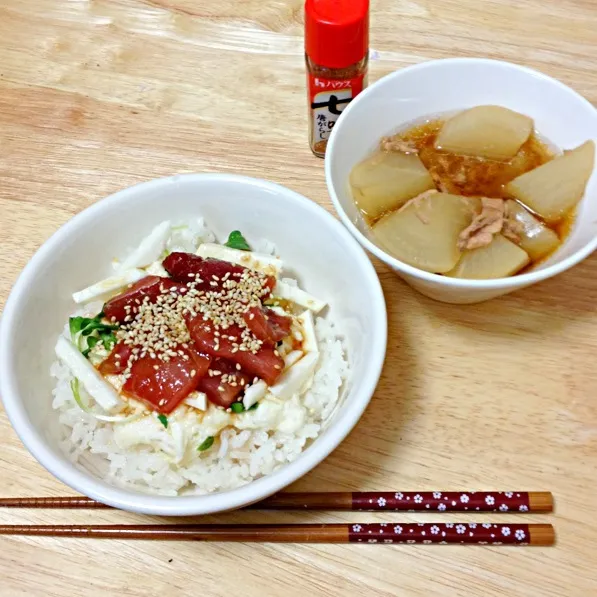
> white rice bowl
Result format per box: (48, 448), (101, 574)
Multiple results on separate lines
(51, 220), (350, 496)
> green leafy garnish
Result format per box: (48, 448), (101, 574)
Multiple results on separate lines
(82, 336), (99, 358)
(69, 317), (86, 340)
(248, 402), (259, 411)
(225, 230), (250, 251)
(100, 331), (117, 351)
(198, 436), (215, 451)
(69, 312), (119, 359)
(230, 402), (245, 413)
(157, 414), (168, 428)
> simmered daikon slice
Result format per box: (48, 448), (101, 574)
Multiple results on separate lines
(505, 200), (560, 261)
(505, 140), (595, 223)
(445, 234), (530, 279)
(435, 106), (533, 160)
(372, 192), (478, 273)
(349, 150), (435, 219)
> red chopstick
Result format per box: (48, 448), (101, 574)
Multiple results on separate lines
(0, 491), (553, 512)
(0, 522), (555, 545)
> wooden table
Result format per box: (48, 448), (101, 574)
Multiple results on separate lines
(1, 1), (596, 595)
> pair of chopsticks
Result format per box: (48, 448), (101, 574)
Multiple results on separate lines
(0, 491), (555, 545)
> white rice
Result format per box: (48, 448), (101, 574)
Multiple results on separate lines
(51, 222), (350, 496)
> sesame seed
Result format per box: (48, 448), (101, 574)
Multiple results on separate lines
(191, 370), (196, 377)
(153, 365), (159, 370)
(236, 363), (241, 371)
(217, 385), (224, 392)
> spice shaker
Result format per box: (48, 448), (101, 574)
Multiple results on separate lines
(305, 0), (369, 157)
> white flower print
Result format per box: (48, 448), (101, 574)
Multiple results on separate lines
(430, 526), (440, 535)
(485, 495), (495, 506)
(482, 523), (492, 529)
(377, 497), (387, 507)
(352, 524), (362, 533)
(423, 540), (432, 544)
(384, 539), (393, 543)
(433, 492), (442, 499)
(394, 525), (403, 535)
(515, 529), (526, 540)
(460, 494), (470, 504)
(417, 523), (425, 527)
(501, 526), (511, 537)
(469, 523), (477, 529)
(394, 492), (404, 500)
(456, 524), (466, 534)
(414, 494), (423, 504)
(519, 504), (529, 512)
(406, 539), (416, 544)
(499, 504), (509, 512)
(505, 492), (513, 498)
(368, 539), (377, 543)
(380, 523), (388, 527)
(493, 541), (502, 545)
(446, 523), (454, 529)
(438, 503), (447, 511)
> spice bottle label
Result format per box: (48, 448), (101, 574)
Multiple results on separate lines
(308, 73), (366, 147)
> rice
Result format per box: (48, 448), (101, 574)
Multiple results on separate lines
(51, 222), (350, 496)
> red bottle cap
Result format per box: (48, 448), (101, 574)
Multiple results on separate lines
(305, 0), (369, 69)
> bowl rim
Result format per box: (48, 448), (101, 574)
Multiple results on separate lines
(325, 57), (597, 289)
(0, 173), (388, 515)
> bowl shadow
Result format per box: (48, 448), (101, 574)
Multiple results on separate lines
(411, 249), (597, 336)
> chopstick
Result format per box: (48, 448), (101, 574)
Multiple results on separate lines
(0, 491), (553, 512)
(0, 522), (555, 545)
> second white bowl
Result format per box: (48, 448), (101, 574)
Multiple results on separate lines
(325, 58), (597, 304)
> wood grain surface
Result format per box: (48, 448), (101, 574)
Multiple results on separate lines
(1, 1), (597, 595)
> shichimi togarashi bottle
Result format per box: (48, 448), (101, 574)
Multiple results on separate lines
(305, 0), (369, 158)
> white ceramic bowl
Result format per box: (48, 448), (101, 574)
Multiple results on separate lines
(326, 58), (597, 304)
(0, 174), (387, 516)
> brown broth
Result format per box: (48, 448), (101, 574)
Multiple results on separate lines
(368, 118), (576, 275)
(397, 119), (552, 198)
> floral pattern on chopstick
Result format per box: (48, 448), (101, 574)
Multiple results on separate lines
(348, 523), (530, 545)
(352, 491), (531, 512)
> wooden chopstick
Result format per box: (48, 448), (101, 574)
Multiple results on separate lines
(0, 523), (555, 545)
(0, 491), (553, 512)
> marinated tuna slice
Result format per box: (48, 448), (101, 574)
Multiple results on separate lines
(122, 346), (211, 414)
(186, 317), (284, 385)
(103, 276), (184, 323)
(243, 306), (292, 345)
(98, 341), (133, 375)
(197, 357), (252, 408)
(162, 252), (275, 294)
